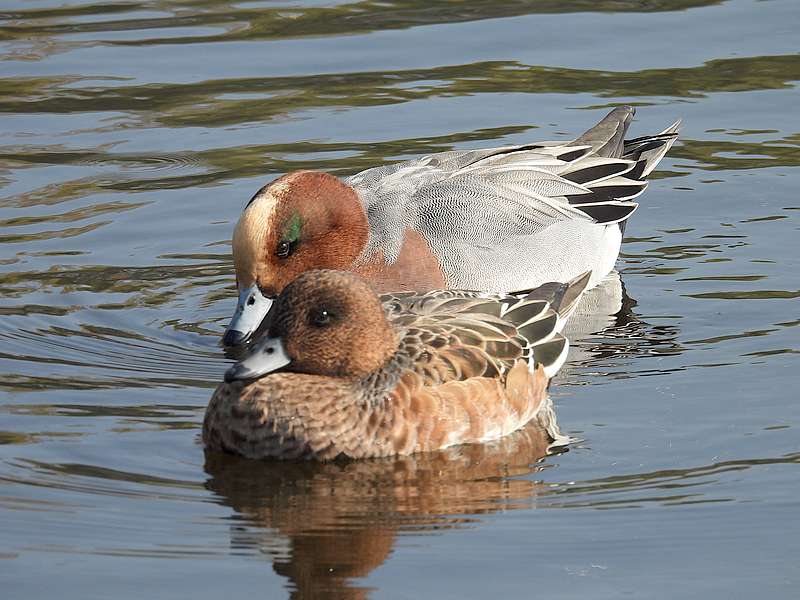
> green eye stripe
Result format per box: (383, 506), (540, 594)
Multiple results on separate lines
(283, 213), (303, 242)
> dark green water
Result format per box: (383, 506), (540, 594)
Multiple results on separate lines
(1, 1), (798, 597)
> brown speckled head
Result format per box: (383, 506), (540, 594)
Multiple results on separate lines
(232, 171), (369, 298)
(268, 270), (398, 380)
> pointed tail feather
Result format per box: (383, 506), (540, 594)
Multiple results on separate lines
(564, 114), (680, 227)
(573, 105), (636, 158)
(499, 273), (591, 381)
(518, 270), (592, 323)
(624, 119), (681, 178)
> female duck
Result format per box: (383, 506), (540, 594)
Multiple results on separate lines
(204, 269), (589, 460)
(224, 106), (679, 345)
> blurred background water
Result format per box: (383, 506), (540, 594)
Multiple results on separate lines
(1, 1), (798, 598)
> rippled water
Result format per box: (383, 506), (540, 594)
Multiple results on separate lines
(1, 0), (799, 597)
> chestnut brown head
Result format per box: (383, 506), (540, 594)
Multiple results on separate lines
(224, 172), (369, 346)
(224, 270), (399, 383)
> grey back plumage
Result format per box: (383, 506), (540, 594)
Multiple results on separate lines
(348, 107), (679, 291)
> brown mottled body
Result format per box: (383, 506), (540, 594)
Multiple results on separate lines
(204, 364), (548, 461)
(204, 270), (578, 461)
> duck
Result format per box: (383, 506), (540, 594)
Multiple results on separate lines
(203, 269), (590, 460)
(224, 105), (679, 346)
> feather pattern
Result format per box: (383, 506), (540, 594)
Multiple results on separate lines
(203, 271), (589, 460)
(348, 106), (679, 290)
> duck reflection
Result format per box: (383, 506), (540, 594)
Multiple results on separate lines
(204, 411), (566, 599)
(557, 271), (683, 384)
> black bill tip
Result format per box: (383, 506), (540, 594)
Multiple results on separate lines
(224, 363), (252, 383)
(222, 329), (248, 347)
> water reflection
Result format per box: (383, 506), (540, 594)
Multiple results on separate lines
(204, 418), (564, 598)
(203, 423), (800, 597)
(558, 272), (682, 384)
(543, 452), (800, 509)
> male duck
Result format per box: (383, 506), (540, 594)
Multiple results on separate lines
(224, 106), (679, 346)
(204, 269), (589, 460)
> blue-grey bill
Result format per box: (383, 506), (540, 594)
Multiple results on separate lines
(224, 336), (291, 382)
(223, 284), (272, 346)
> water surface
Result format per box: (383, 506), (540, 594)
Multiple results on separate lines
(1, 1), (799, 598)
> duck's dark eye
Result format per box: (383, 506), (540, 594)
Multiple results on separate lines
(276, 240), (298, 259)
(311, 309), (333, 327)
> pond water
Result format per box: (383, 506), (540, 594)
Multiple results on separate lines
(1, 0), (799, 597)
